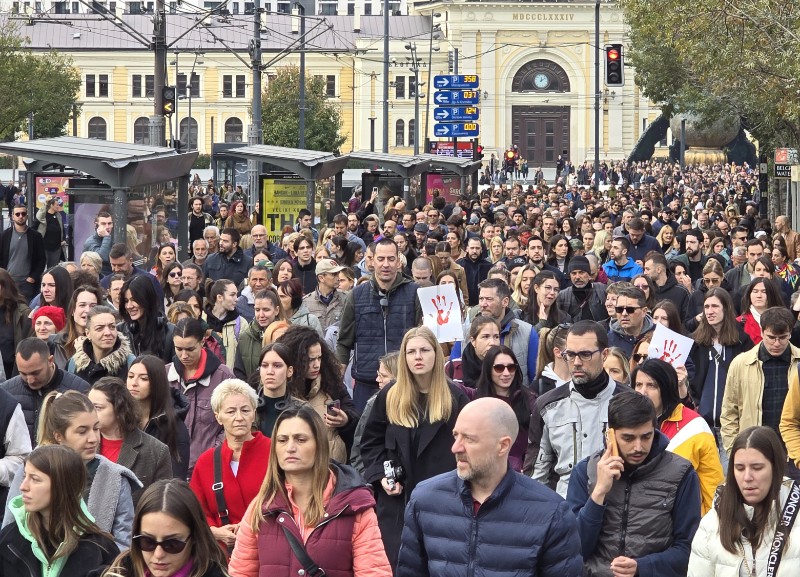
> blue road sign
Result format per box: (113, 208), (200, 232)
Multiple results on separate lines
(433, 74), (480, 90)
(433, 106), (480, 122)
(433, 123), (480, 138)
(433, 90), (480, 106)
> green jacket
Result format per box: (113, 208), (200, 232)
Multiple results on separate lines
(233, 319), (265, 381)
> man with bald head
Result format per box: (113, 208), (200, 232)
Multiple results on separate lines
(396, 398), (582, 577)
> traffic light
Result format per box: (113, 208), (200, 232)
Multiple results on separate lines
(448, 50), (454, 73)
(162, 86), (176, 116)
(504, 149), (516, 172)
(604, 44), (624, 87)
(477, 145), (484, 160)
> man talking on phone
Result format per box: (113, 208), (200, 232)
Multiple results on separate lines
(566, 391), (700, 577)
(83, 210), (114, 276)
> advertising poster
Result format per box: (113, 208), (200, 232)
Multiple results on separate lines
(425, 173), (462, 204)
(261, 176), (307, 243)
(35, 176), (70, 212)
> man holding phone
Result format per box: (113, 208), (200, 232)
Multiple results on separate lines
(83, 210), (114, 276)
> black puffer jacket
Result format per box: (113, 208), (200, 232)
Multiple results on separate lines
(143, 387), (191, 480)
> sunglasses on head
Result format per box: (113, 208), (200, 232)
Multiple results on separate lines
(615, 306), (641, 314)
(492, 363), (517, 374)
(133, 535), (189, 554)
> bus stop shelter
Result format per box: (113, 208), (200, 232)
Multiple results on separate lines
(0, 136), (197, 258)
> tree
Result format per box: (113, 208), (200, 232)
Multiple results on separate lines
(0, 22), (82, 140)
(619, 0), (800, 149)
(261, 66), (347, 153)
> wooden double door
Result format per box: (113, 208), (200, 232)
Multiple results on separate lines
(512, 106), (570, 168)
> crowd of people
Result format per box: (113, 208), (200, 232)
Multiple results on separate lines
(0, 157), (798, 576)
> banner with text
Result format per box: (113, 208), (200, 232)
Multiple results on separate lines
(261, 177), (307, 243)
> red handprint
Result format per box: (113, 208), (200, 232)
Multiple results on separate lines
(431, 295), (453, 326)
(655, 339), (681, 364)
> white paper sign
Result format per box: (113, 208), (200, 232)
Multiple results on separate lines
(647, 323), (693, 367)
(417, 284), (464, 343)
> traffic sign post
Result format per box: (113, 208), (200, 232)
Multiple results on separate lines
(433, 107), (479, 122)
(776, 164), (791, 178)
(433, 123), (480, 138)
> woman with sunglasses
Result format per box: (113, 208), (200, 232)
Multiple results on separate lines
(190, 379), (269, 551)
(0, 445), (118, 577)
(103, 479), (228, 577)
(360, 326), (469, 568)
(3, 391), (140, 551)
(229, 405), (391, 577)
(686, 259), (728, 323)
(446, 316), (500, 389)
(161, 262), (184, 309)
(127, 355), (191, 480)
(633, 359), (723, 515)
(474, 345), (535, 472)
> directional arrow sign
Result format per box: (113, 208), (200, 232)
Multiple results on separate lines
(434, 123), (480, 138)
(434, 90), (481, 106)
(434, 106), (480, 122)
(433, 74), (480, 89)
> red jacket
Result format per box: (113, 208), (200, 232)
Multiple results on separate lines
(737, 311), (762, 345)
(189, 432), (271, 527)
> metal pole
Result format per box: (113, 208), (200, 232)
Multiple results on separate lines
(370, 117), (375, 152)
(452, 48), (458, 160)
(298, 1), (306, 149)
(28, 112), (33, 140)
(423, 12), (438, 149)
(173, 51), (179, 143)
(382, 0), (389, 152)
(680, 118), (686, 170)
(410, 43), (420, 156)
(152, 0), (167, 146)
(248, 0), (263, 211)
(594, 0), (600, 187)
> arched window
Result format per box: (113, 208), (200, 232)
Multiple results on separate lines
(511, 60), (571, 93)
(133, 117), (150, 145)
(224, 117), (243, 143)
(179, 117), (198, 151)
(395, 119), (405, 146)
(408, 119), (415, 147)
(87, 117), (107, 140)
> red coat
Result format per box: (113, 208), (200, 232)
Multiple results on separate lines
(190, 432), (271, 527)
(737, 312), (762, 345)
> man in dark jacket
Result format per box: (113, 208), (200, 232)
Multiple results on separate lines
(1, 338), (90, 444)
(456, 236), (492, 307)
(397, 398), (583, 577)
(607, 286), (655, 356)
(626, 217), (662, 263)
(557, 256), (609, 323)
(644, 253), (690, 318)
(336, 238), (420, 411)
(0, 204), (46, 302)
(566, 391), (701, 577)
(101, 243), (165, 311)
(203, 227), (252, 287)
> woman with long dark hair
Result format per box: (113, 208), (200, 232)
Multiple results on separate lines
(546, 234), (572, 273)
(278, 325), (358, 463)
(524, 270), (570, 330)
(737, 277), (784, 345)
(161, 262), (184, 309)
(229, 406), (391, 577)
(150, 243), (177, 280)
(58, 284), (104, 361)
(0, 268), (32, 377)
(37, 265), (73, 313)
(360, 326), (469, 567)
(474, 345), (536, 472)
(118, 274), (175, 363)
(127, 355), (190, 480)
(446, 316), (500, 388)
(689, 426), (800, 575)
(102, 479), (229, 577)
(252, 342), (304, 438)
(277, 278), (323, 336)
(0, 445), (118, 576)
(632, 359), (723, 515)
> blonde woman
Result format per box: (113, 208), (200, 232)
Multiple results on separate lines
(489, 236), (505, 263)
(591, 229), (611, 261)
(359, 326), (470, 568)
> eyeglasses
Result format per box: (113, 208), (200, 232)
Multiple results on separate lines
(561, 349), (602, 362)
(492, 363), (517, 374)
(615, 306), (643, 314)
(632, 353), (649, 363)
(168, 271), (182, 278)
(133, 535), (189, 554)
(633, 284), (649, 291)
(763, 333), (791, 344)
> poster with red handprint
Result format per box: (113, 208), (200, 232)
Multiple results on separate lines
(418, 284), (464, 343)
(647, 323), (693, 367)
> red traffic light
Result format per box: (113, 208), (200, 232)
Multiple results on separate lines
(505, 150), (515, 160)
(607, 48), (620, 60)
(477, 145), (484, 153)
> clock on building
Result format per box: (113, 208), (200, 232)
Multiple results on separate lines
(533, 73), (550, 89)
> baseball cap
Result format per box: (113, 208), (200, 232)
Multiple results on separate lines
(316, 258), (345, 275)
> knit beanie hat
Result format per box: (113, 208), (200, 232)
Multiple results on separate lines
(32, 306), (67, 333)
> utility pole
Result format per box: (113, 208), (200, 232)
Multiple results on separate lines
(594, 0), (600, 187)
(452, 48), (458, 160)
(150, 0), (167, 147)
(406, 42), (420, 155)
(382, 0), (389, 153)
(297, 0), (306, 149)
(248, 0), (263, 212)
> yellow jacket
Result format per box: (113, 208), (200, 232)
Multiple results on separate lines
(662, 404), (724, 515)
(780, 370), (800, 467)
(721, 343), (800, 454)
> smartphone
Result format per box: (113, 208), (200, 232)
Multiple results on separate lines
(606, 428), (619, 457)
(326, 400), (340, 415)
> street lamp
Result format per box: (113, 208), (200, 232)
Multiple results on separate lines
(423, 13), (441, 152)
(169, 51), (203, 150)
(405, 42), (423, 155)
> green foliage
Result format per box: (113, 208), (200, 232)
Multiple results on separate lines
(0, 155), (14, 169)
(619, 0), (800, 149)
(262, 66), (347, 153)
(0, 22), (82, 140)
(193, 153), (211, 169)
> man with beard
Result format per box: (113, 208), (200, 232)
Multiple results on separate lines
(457, 237), (492, 307)
(524, 321), (629, 495)
(396, 398), (583, 577)
(556, 256), (609, 323)
(435, 242), (470, 305)
(644, 253), (690, 318)
(525, 235), (567, 288)
(203, 227), (252, 286)
(566, 392), (700, 577)
(670, 229), (707, 283)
